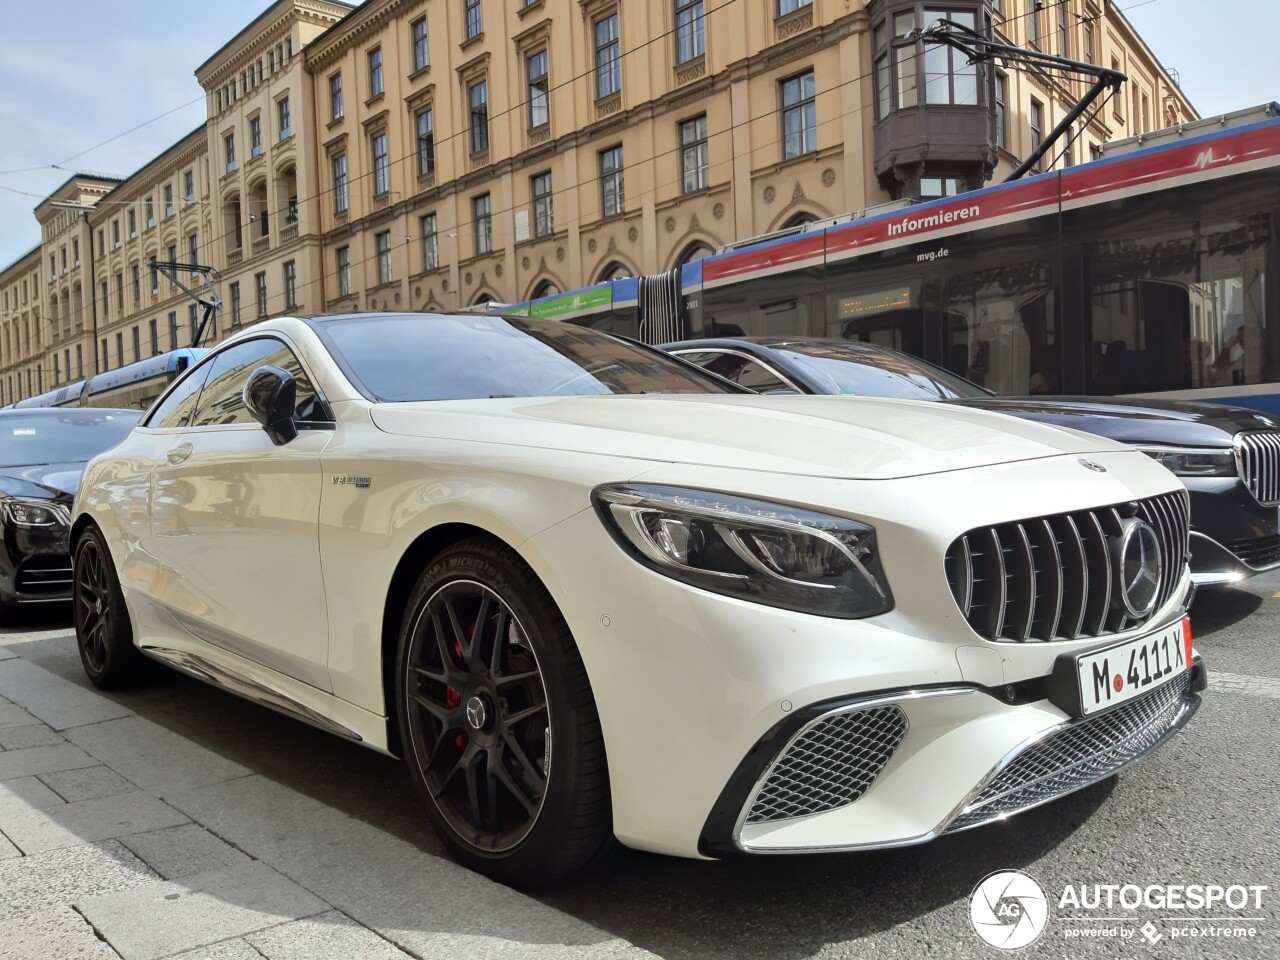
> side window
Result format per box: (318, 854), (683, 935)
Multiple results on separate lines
(677, 350), (793, 392)
(191, 338), (321, 427)
(147, 364), (213, 429)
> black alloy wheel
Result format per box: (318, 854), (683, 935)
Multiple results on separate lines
(397, 538), (612, 887)
(73, 526), (146, 689)
(405, 579), (551, 852)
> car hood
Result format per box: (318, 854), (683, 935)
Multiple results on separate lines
(950, 395), (1279, 447)
(0, 461), (83, 502)
(369, 394), (1132, 480)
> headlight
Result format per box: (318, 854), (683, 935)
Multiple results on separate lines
(592, 484), (893, 618)
(1138, 447), (1237, 477)
(2, 498), (69, 528)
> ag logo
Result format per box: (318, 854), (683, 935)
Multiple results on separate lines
(969, 870), (1049, 950)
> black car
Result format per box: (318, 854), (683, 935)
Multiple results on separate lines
(0, 408), (141, 616)
(662, 336), (1280, 587)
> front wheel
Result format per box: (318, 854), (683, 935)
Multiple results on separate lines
(395, 538), (612, 887)
(73, 526), (147, 690)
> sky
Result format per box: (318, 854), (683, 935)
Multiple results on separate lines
(1, 0), (1278, 269)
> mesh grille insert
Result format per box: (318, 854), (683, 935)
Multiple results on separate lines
(745, 704), (907, 824)
(945, 671), (1194, 834)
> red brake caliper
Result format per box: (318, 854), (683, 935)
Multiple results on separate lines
(446, 622), (476, 751)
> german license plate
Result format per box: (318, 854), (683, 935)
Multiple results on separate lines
(1077, 617), (1192, 716)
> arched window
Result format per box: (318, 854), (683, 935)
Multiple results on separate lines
(471, 291), (496, 308)
(597, 261), (631, 283)
(531, 280), (561, 300)
(783, 212), (818, 229)
(677, 242), (715, 266)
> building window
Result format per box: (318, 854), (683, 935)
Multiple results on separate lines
(283, 260), (297, 309)
(1030, 98), (1044, 171)
(128, 210), (137, 238)
(150, 259), (159, 295)
(412, 17), (429, 71)
(168, 312), (178, 348)
(333, 155), (348, 213)
(60, 248), (67, 273)
(1142, 91), (1150, 133)
(778, 0), (811, 14)
(595, 14), (620, 99)
(675, 0), (705, 64)
(465, 0), (482, 39)
(369, 47), (383, 97)
(472, 194), (492, 255)
(372, 132), (389, 195)
(100, 281), (109, 319)
(1058, 0), (1069, 57)
(1028, 3), (1039, 48)
(532, 172), (553, 238)
(920, 177), (964, 200)
(250, 116), (262, 157)
(256, 272), (268, 317)
(112, 219), (120, 248)
(76, 345), (83, 378)
(924, 9), (977, 104)
(184, 170), (195, 203)
(527, 50), (549, 128)
(333, 246), (351, 297)
(132, 265), (141, 303)
(145, 198), (154, 229)
(164, 185), (174, 217)
(679, 115), (709, 193)
(230, 282), (241, 325)
(278, 97), (291, 139)
(132, 327), (140, 364)
(116, 333), (123, 368)
(600, 145), (624, 217)
(72, 239), (79, 267)
(188, 304), (199, 340)
(189, 233), (198, 266)
(97, 228), (104, 255)
(330, 73), (343, 119)
(421, 214), (439, 271)
(149, 319), (159, 356)
(1083, 23), (1094, 64)
(781, 71), (817, 159)
(376, 231), (393, 284)
(873, 24), (891, 119)
(893, 12), (917, 108)
(995, 72), (1007, 151)
(225, 132), (236, 173)
(416, 109), (435, 176)
(469, 80), (489, 153)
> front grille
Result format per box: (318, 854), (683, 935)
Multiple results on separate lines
(1236, 431), (1280, 506)
(1227, 533), (1280, 568)
(745, 705), (908, 824)
(944, 492), (1189, 642)
(15, 555), (74, 598)
(944, 671), (1195, 833)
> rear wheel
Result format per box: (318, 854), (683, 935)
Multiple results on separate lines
(73, 527), (147, 690)
(396, 538), (612, 887)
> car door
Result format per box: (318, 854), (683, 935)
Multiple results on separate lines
(148, 336), (335, 691)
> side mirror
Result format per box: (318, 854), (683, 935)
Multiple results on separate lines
(243, 365), (299, 446)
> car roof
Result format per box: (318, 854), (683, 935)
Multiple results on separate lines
(661, 336), (894, 353)
(301, 311), (505, 326)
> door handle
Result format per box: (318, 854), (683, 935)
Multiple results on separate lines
(166, 443), (194, 465)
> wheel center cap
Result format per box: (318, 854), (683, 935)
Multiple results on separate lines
(465, 695), (488, 731)
(95, 598), (104, 615)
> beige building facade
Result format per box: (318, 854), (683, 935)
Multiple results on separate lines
(0, 0), (1195, 403)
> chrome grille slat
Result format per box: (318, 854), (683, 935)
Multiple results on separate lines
(944, 492), (1189, 643)
(745, 705), (908, 824)
(1237, 431), (1280, 505)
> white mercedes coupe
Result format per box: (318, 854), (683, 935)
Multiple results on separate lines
(71, 313), (1206, 886)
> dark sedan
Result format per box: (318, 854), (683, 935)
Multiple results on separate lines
(0, 408), (141, 616)
(662, 336), (1280, 586)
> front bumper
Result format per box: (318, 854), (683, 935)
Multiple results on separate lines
(1186, 479), (1280, 584)
(0, 521), (74, 606)
(701, 659), (1204, 855)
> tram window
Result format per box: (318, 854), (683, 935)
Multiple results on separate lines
(945, 259), (1058, 395)
(1084, 211), (1271, 394)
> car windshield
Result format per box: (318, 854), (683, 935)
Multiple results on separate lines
(0, 411), (140, 467)
(318, 314), (735, 402)
(776, 342), (991, 400)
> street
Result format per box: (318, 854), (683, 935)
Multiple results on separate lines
(1, 574), (1277, 959)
